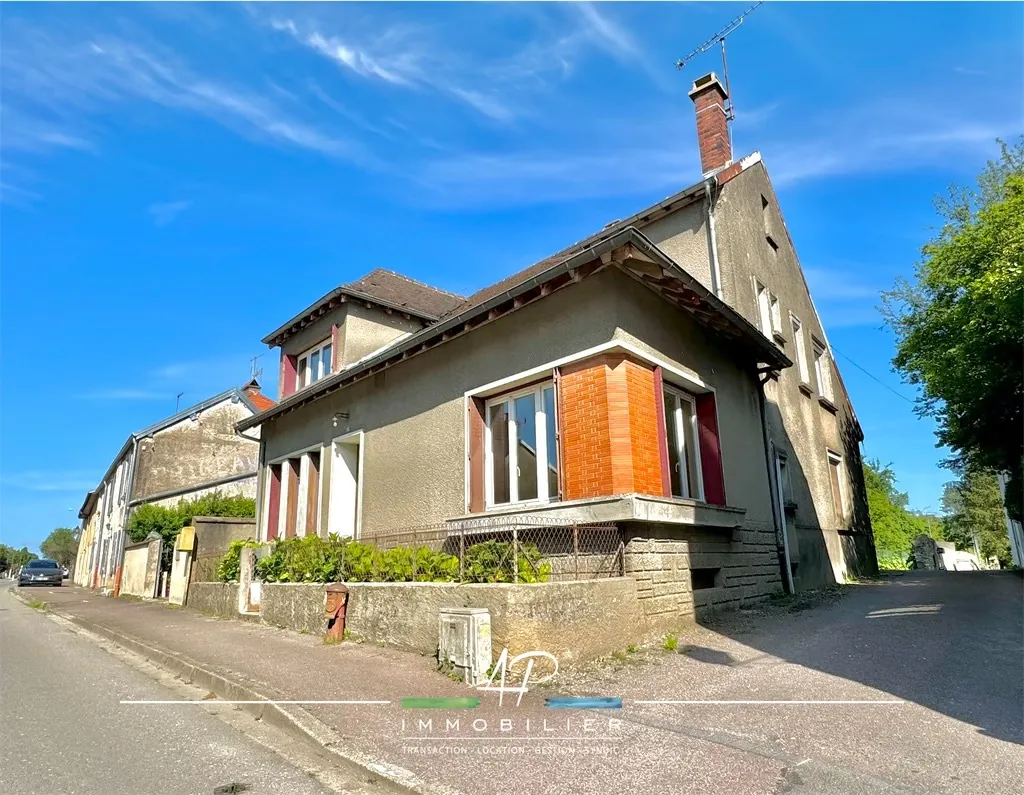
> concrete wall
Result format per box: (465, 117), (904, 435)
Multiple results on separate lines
(341, 302), (424, 368)
(186, 581), (246, 618)
(132, 399), (260, 503)
(643, 200), (714, 291)
(190, 516), (258, 583)
(120, 536), (162, 598)
(260, 583), (330, 635)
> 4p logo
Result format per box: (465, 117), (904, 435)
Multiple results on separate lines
(476, 647), (559, 706)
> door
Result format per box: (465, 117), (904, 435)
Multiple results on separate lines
(329, 433), (362, 539)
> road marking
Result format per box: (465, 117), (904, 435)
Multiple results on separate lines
(121, 699), (391, 705)
(633, 700), (905, 705)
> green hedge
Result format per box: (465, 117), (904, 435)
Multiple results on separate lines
(217, 534), (551, 584)
(877, 549), (912, 571)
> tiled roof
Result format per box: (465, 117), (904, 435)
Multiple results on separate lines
(246, 391), (276, 412)
(343, 268), (464, 319)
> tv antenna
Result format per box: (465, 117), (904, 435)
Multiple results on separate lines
(249, 354), (264, 383)
(675, 1), (763, 121)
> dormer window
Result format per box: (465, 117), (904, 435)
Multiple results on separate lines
(297, 339), (333, 390)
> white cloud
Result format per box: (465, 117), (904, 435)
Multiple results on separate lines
(79, 389), (168, 401)
(0, 472), (101, 492)
(804, 268), (880, 302)
(148, 200), (191, 226)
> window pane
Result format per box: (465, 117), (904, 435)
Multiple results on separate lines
(322, 344), (333, 376)
(309, 350), (321, 384)
(664, 392), (683, 498)
(514, 393), (538, 502)
(680, 398), (700, 499)
(489, 403), (510, 505)
(543, 387), (558, 499)
(298, 356), (309, 388)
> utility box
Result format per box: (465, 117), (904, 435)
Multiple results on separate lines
(438, 607), (492, 685)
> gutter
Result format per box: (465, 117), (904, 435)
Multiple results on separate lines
(703, 178), (724, 300)
(239, 227), (790, 432)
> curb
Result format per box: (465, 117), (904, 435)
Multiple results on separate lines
(8, 587), (463, 795)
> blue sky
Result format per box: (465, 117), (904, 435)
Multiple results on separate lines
(1, 2), (1021, 552)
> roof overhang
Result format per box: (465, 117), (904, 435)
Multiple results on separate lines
(261, 287), (439, 348)
(238, 227), (790, 432)
(78, 490), (98, 520)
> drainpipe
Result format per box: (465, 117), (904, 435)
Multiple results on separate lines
(758, 372), (795, 594)
(703, 178), (725, 300)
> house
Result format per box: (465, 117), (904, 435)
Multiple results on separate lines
(74, 381), (274, 590)
(236, 72), (875, 622)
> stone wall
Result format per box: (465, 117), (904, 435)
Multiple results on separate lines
(260, 583), (329, 636)
(623, 521), (782, 626)
(190, 516), (258, 583)
(186, 582), (248, 619)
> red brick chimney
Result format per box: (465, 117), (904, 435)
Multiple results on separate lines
(689, 72), (732, 175)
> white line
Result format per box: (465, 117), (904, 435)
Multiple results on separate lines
(633, 700), (904, 705)
(401, 737), (622, 742)
(120, 699), (391, 705)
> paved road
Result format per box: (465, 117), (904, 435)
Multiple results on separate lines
(0, 584), (342, 795)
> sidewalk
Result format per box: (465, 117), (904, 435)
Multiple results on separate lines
(20, 584), (787, 795)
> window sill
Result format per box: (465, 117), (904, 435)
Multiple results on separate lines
(798, 382), (814, 397)
(772, 331), (787, 346)
(818, 396), (838, 414)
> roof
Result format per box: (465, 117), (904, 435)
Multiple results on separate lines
(87, 383), (273, 501)
(238, 225), (790, 431)
(262, 268), (465, 347)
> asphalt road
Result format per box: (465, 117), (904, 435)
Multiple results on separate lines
(0, 584), (345, 795)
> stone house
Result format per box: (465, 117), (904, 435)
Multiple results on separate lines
(74, 381), (274, 590)
(237, 72), (875, 622)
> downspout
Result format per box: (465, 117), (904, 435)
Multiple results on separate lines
(703, 177), (724, 300)
(758, 372), (795, 594)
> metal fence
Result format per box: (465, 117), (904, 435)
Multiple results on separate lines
(357, 516), (624, 583)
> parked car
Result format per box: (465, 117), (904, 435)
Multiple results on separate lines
(18, 559), (63, 587)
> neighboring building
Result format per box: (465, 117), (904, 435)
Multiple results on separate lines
(75, 381), (274, 590)
(996, 472), (1024, 568)
(237, 72), (874, 621)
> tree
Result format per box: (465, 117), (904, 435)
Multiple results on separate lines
(0, 545), (38, 572)
(40, 527), (81, 568)
(942, 469), (1011, 566)
(863, 459), (942, 556)
(881, 138), (1024, 522)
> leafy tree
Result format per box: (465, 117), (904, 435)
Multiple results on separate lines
(942, 469), (1011, 566)
(863, 459), (943, 556)
(40, 527), (81, 567)
(0, 544), (38, 572)
(882, 138), (1024, 522)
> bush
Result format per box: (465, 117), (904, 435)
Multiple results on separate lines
(877, 549), (911, 571)
(231, 534), (548, 584)
(216, 539), (262, 582)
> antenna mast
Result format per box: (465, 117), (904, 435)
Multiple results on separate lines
(675, 1), (763, 121)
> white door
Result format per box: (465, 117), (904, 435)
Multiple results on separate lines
(329, 435), (361, 539)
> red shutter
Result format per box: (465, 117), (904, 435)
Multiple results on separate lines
(467, 397), (486, 512)
(266, 464), (282, 541)
(653, 367), (672, 498)
(281, 353), (298, 397)
(696, 393), (726, 505)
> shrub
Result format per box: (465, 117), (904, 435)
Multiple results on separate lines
(462, 540), (551, 583)
(216, 539), (262, 582)
(876, 549), (911, 572)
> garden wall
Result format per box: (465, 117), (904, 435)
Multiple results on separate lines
(190, 516), (258, 583)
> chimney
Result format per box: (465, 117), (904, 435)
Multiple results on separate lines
(689, 72), (732, 175)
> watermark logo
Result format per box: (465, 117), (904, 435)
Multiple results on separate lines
(476, 647), (559, 707)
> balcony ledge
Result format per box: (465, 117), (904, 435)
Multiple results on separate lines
(447, 494), (746, 533)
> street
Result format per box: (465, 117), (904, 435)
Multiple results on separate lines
(0, 584), (370, 795)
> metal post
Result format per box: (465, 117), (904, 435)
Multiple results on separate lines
(512, 527), (519, 582)
(459, 533), (465, 581)
(573, 525), (580, 581)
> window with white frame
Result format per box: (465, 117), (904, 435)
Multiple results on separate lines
(755, 281), (782, 339)
(812, 339), (834, 401)
(790, 313), (810, 385)
(485, 383), (558, 507)
(827, 449), (846, 520)
(265, 449), (322, 540)
(296, 339), (333, 390)
(663, 385), (704, 501)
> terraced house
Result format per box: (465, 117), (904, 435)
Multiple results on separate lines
(238, 73), (875, 623)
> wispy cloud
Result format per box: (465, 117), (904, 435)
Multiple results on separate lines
(79, 389), (169, 401)
(805, 267), (880, 302)
(0, 471), (99, 492)
(954, 66), (987, 77)
(148, 200), (191, 226)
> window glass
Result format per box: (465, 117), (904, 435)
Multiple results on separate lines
(309, 350), (321, 384)
(322, 344), (332, 376)
(514, 393), (538, 502)
(543, 387), (558, 499)
(664, 392), (683, 498)
(298, 357), (309, 388)
(679, 397), (700, 498)
(489, 403), (510, 505)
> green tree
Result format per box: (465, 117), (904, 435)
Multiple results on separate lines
(40, 527), (81, 567)
(941, 469), (1011, 566)
(882, 138), (1024, 522)
(863, 459), (935, 556)
(0, 545), (38, 572)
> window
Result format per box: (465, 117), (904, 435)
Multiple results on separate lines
(827, 450), (846, 520)
(485, 383), (558, 507)
(790, 314), (810, 385)
(296, 340), (333, 390)
(755, 281), (782, 340)
(663, 386), (703, 501)
(813, 339), (834, 402)
(266, 450), (323, 539)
